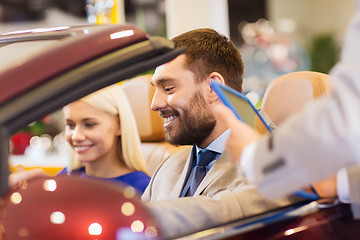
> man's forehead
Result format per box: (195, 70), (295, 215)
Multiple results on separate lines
(152, 55), (190, 84)
(156, 54), (185, 69)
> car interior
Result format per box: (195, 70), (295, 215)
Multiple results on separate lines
(123, 70), (332, 178)
(256, 70), (331, 134)
(8, 74), (187, 177)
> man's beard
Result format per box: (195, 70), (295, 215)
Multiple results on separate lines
(164, 91), (216, 146)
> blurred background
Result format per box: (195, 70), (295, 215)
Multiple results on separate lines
(0, 0), (355, 173)
(0, 0), (353, 91)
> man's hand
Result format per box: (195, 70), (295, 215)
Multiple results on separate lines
(213, 102), (261, 163)
(311, 176), (338, 198)
(9, 165), (48, 188)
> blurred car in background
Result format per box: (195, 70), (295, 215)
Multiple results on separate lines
(0, 24), (359, 240)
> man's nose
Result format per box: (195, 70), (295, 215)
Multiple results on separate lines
(151, 89), (167, 112)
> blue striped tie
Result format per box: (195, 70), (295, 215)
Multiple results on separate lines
(189, 150), (218, 196)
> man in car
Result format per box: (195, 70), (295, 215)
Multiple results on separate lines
(142, 28), (298, 237)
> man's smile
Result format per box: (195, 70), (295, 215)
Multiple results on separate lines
(163, 114), (178, 128)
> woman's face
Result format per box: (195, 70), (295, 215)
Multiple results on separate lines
(63, 101), (121, 163)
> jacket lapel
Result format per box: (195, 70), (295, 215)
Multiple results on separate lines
(169, 146), (195, 197)
(194, 152), (229, 196)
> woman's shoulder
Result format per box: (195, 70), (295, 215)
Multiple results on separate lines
(127, 171), (151, 178)
(119, 171), (150, 183)
(117, 171), (151, 193)
(57, 167), (86, 176)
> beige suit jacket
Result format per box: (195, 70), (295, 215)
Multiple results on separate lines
(142, 146), (299, 238)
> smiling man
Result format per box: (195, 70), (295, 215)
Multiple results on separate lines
(141, 28), (298, 237)
(143, 28), (243, 199)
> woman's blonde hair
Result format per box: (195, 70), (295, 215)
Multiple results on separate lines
(68, 84), (148, 174)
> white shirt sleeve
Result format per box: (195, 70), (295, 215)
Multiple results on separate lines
(244, 142), (352, 204)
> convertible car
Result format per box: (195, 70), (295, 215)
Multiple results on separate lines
(0, 24), (359, 240)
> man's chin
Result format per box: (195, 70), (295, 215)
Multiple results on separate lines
(165, 132), (184, 146)
(165, 132), (195, 146)
(165, 134), (179, 146)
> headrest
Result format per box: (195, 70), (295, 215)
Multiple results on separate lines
(256, 71), (331, 134)
(121, 75), (165, 142)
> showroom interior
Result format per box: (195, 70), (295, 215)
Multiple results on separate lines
(0, 1), (359, 239)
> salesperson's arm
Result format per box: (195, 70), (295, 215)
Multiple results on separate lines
(213, 0), (360, 199)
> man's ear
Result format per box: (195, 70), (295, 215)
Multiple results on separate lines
(206, 72), (225, 103)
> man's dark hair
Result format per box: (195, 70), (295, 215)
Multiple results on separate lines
(171, 28), (244, 92)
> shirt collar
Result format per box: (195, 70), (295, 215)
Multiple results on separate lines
(195, 129), (230, 154)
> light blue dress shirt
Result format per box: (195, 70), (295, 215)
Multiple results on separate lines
(180, 129), (230, 197)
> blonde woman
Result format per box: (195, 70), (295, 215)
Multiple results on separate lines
(57, 83), (150, 193)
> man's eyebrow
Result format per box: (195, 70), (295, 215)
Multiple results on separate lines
(151, 78), (170, 86)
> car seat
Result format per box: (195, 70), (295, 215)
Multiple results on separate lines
(256, 71), (331, 134)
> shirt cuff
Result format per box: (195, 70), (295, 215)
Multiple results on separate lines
(337, 167), (351, 203)
(240, 142), (258, 184)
